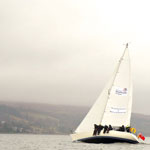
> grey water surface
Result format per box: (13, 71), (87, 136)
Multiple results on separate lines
(0, 134), (150, 150)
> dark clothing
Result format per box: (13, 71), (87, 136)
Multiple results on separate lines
(93, 124), (104, 135)
(103, 125), (108, 134)
(93, 124), (99, 135)
(109, 125), (113, 130)
(118, 125), (125, 132)
(97, 125), (104, 135)
(126, 126), (130, 132)
(107, 125), (113, 133)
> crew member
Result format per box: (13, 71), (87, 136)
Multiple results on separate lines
(97, 124), (104, 135)
(126, 126), (130, 132)
(119, 125), (125, 132)
(93, 124), (99, 135)
(103, 125), (108, 134)
(107, 125), (113, 133)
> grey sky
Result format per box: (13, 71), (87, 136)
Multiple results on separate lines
(1, 0), (150, 115)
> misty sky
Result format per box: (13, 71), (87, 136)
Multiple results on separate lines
(1, 0), (150, 115)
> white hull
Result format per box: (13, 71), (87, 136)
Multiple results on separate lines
(71, 130), (139, 144)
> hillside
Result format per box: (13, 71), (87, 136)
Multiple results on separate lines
(0, 101), (149, 136)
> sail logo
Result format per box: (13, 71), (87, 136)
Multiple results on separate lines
(115, 87), (127, 95)
(110, 107), (126, 113)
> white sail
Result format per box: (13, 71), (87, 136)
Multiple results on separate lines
(75, 75), (114, 133)
(101, 46), (132, 126)
(75, 44), (132, 133)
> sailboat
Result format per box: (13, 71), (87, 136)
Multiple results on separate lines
(70, 44), (139, 144)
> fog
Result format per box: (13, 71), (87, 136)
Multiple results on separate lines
(1, 0), (150, 115)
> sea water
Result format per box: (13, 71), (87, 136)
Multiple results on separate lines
(0, 134), (149, 150)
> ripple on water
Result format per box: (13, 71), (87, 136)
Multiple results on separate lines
(0, 134), (149, 150)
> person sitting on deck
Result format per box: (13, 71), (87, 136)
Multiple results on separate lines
(126, 126), (131, 132)
(103, 125), (108, 134)
(118, 125), (125, 132)
(107, 125), (113, 133)
(97, 124), (104, 135)
(93, 124), (99, 135)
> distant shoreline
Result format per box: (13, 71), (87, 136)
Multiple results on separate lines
(0, 101), (150, 136)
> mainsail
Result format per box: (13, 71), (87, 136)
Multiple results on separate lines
(75, 44), (132, 133)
